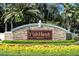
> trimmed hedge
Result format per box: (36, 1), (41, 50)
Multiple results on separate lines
(2, 40), (76, 45)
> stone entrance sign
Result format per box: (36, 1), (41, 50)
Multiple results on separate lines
(27, 30), (52, 40)
(5, 23), (71, 40)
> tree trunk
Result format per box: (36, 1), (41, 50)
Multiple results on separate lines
(5, 22), (7, 32)
(11, 21), (13, 31)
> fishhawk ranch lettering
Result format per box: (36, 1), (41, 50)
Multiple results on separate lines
(27, 30), (52, 40)
(29, 31), (50, 37)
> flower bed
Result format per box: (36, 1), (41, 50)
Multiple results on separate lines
(0, 44), (79, 56)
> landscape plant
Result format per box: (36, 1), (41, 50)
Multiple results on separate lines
(0, 44), (79, 56)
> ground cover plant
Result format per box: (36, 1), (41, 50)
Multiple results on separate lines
(0, 44), (79, 56)
(0, 40), (79, 56)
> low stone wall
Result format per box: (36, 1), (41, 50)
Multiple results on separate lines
(5, 32), (13, 40)
(5, 23), (68, 40)
(53, 28), (66, 40)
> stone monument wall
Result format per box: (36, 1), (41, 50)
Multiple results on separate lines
(5, 23), (68, 40)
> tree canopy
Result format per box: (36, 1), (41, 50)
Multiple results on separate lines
(0, 3), (79, 33)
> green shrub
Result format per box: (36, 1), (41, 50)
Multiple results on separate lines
(74, 41), (79, 45)
(2, 40), (76, 45)
(74, 36), (79, 41)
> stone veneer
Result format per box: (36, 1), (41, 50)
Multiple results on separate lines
(5, 32), (13, 40)
(5, 23), (68, 40)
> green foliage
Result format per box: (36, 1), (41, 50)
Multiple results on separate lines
(0, 44), (79, 56)
(0, 3), (79, 33)
(1, 4), (41, 23)
(0, 50), (79, 56)
(2, 40), (76, 45)
(74, 41), (79, 45)
(62, 3), (79, 32)
(74, 36), (79, 41)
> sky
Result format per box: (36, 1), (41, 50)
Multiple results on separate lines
(57, 4), (64, 14)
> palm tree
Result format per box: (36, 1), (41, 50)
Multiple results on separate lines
(0, 4), (5, 32)
(61, 3), (79, 33)
(1, 3), (41, 32)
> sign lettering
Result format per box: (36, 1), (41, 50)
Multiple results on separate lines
(27, 30), (52, 40)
